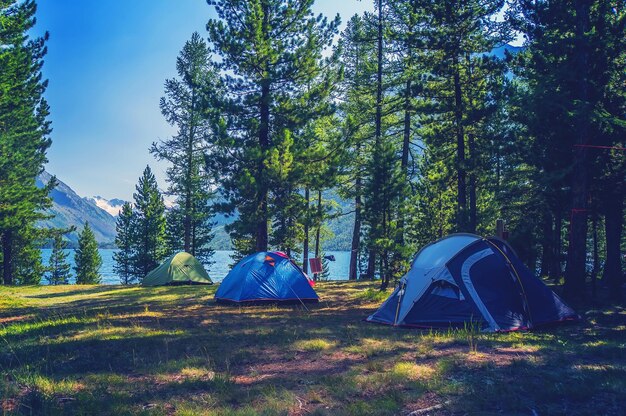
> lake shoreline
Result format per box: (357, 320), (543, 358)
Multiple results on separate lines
(40, 249), (353, 284)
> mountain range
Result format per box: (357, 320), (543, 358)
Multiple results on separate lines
(36, 171), (119, 247)
(36, 171), (354, 250)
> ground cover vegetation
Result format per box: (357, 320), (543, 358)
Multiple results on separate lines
(0, 282), (624, 415)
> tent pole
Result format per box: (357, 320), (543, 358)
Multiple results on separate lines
(393, 282), (405, 326)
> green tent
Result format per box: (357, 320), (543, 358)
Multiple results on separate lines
(142, 252), (213, 286)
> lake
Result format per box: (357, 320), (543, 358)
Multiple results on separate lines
(40, 249), (352, 285)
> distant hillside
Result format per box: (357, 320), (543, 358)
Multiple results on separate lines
(34, 172), (355, 251)
(209, 192), (354, 251)
(36, 171), (118, 247)
(491, 43), (523, 59)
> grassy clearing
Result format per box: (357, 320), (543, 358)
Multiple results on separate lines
(0, 281), (624, 415)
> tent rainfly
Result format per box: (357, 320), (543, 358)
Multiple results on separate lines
(215, 251), (318, 304)
(142, 252), (213, 286)
(367, 234), (577, 332)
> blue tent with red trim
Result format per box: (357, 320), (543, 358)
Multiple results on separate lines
(367, 234), (577, 332)
(215, 251), (319, 304)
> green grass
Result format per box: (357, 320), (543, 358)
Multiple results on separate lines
(0, 282), (624, 415)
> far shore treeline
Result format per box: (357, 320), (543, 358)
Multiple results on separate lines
(0, 1), (624, 302)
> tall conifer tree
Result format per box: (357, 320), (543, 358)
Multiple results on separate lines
(151, 32), (218, 265)
(0, 0), (53, 285)
(511, 0), (626, 297)
(132, 166), (166, 279)
(337, 14), (379, 280)
(206, 0), (340, 256)
(47, 234), (71, 285)
(113, 202), (137, 285)
(74, 223), (102, 285)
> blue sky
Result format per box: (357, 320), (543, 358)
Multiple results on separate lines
(36, 0), (374, 201)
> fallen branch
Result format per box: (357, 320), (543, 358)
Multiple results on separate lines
(407, 401), (450, 416)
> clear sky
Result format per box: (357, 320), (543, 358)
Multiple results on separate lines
(35, 0), (374, 201)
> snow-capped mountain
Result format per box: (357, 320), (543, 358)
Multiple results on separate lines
(90, 196), (127, 217)
(36, 171), (118, 246)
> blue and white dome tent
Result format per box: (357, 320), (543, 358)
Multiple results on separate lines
(367, 234), (578, 332)
(215, 251), (319, 304)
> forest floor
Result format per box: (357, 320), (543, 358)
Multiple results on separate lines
(0, 281), (624, 415)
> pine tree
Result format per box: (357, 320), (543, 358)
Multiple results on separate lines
(363, 128), (406, 289)
(0, 0), (53, 285)
(113, 202), (137, 285)
(405, 0), (507, 234)
(511, 0), (626, 298)
(151, 32), (218, 265)
(10, 225), (48, 285)
(337, 14), (377, 281)
(164, 206), (184, 255)
(299, 116), (344, 272)
(207, 0), (340, 256)
(132, 166), (166, 279)
(74, 223), (102, 284)
(47, 234), (71, 285)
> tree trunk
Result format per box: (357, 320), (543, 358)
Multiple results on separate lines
(564, 0), (591, 299)
(366, 250), (376, 280)
(303, 187), (310, 274)
(401, 80), (411, 172)
(396, 78), (411, 242)
(389, 78), (412, 280)
(314, 190), (322, 280)
(550, 209), (563, 282)
(191, 218), (196, 257)
(540, 212), (553, 277)
(380, 251), (389, 291)
(468, 133), (477, 233)
(365, 0), (383, 282)
(602, 191), (623, 300)
(184, 90), (197, 253)
(256, 78), (270, 252)
(2, 231), (13, 285)
(591, 215), (598, 298)
(375, 0), (383, 148)
(453, 60), (467, 231)
(564, 205), (588, 297)
(349, 188), (362, 281)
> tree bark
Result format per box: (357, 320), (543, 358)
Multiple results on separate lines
(366, 250), (376, 280)
(591, 215), (599, 298)
(396, 78), (412, 243)
(314, 190), (322, 280)
(453, 61), (467, 231)
(303, 187), (310, 274)
(256, 78), (271, 252)
(375, 0), (383, 148)
(389, 78), (412, 281)
(366, 0), (383, 281)
(540, 212), (553, 277)
(184, 88), (197, 253)
(349, 187), (362, 280)
(550, 208), (563, 282)
(380, 252), (389, 290)
(564, 0), (591, 298)
(468, 133), (477, 233)
(602, 191), (623, 300)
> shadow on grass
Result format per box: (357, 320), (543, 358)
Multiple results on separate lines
(23, 285), (122, 299)
(1, 282), (625, 415)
